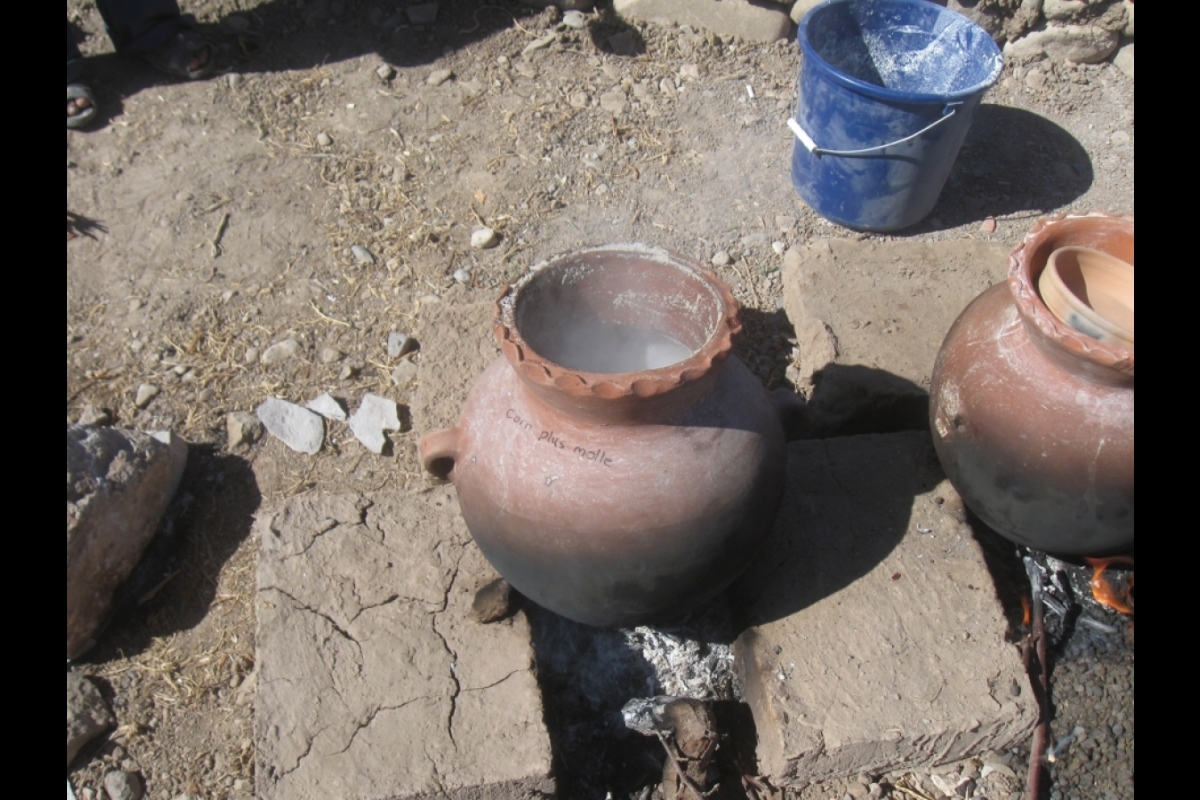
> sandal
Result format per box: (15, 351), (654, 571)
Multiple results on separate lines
(141, 30), (213, 80)
(67, 83), (98, 129)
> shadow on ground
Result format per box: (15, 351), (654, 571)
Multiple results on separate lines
(81, 446), (261, 662)
(75, 0), (605, 125)
(905, 104), (1094, 233)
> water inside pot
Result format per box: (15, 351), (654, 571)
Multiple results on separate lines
(535, 322), (694, 373)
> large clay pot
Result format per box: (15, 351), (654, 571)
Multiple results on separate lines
(929, 213), (1134, 554)
(418, 245), (789, 626)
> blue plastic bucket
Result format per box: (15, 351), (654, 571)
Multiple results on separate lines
(789, 0), (1002, 231)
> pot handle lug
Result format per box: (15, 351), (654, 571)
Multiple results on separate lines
(418, 427), (460, 481)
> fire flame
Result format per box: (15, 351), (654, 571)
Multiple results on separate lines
(1083, 556), (1134, 615)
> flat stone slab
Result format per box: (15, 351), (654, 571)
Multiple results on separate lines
(782, 238), (1009, 391)
(254, 488), (553, 800)
(730, 432), (1037, 787)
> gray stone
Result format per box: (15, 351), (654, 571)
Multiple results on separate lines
(348, 393), (402, 453)
(67, 427), (188, 659)
(67, 673), (116, 765)
(104, 771), (142, 800)
(226, 72), (242, 89)
(790, 0), (822, 25)
(243, 346), (260, 364)
(260, 338), (304, 366)
(306, 393), (348, 422)
(1043, 0), (1086, 20)
(470, 227), (500, 249)
(319, 346), (344, 364)
(1113, 41), (1133, 79)
(254, 491), (554, 800)
(387, 331), (417, 359)
(376, 63), (396, 80)
(472, 578), (516, 624)
(405, 1), (439, 24)
(316, 132), (332, 147)
(350, 244), (376, 264)
(134, 384), (159, 408)
(453, 268), (472, 284)
(256, 398), (325, 454)
(711, 250), (731, 267)
(615, 0), (792, 44)
(731, 433), (1038, 786)
(427, 68), (454, 87)
(226, 411), (265, 450)
(77, 404), (111, 427)
(1004, 24), (1120, 64)
(600, 89), (628, 114)
(561, 10), (587, 28)
(391, 360), (419, 389)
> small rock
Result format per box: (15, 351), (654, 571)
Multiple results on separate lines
(659, 76), (676, 96)
(980, 216), (997, 233)
(1112, 722), (1125, 737)
(376, 63), (396, 81)
(256, 398), (325, 454)
(350, 244), (376, 264)
(523, 33), (558, 54)
(197, 387), (217, 404)
(472, 578), (516, 623)
(387, 331), (417, 359)
(226, 73), (242, 89)
(348, 393), (403, 454)
(600, 89), (628, 114)
(1004, 24), (1120, 64)
(134, 384), (159, 408)
(427, 68), (454, 86)
(319, 346), (344, 364)
(391, 359), (419, 389)
(77, 404), (111, 427)
(772, 241), (786, 255)
(453, 268), (472, 284)
(243, 346), (260, 364)
(406, 1), (439, 24)
(679, 63), (700, 80)
(1113, 42), (1133, 79)
(226, 411), (264, 449)
(67, 673), (116, 765)
(711, 251), (732, 267)
(260, 338), (303, 365)
(306, 392), (348, 421)
(470, 227), (500, 249)
(1025, 68), (1047, 90)
(561, 10), (587, 28)
(103, 770), (142, 800)
(608, 29), (637, 56)
(315, 131), (332, 147)
(338, 364), (358, 381)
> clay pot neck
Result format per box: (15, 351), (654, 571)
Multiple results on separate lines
(494, 245), (742, 425)
(1010, 213), (1134, 388)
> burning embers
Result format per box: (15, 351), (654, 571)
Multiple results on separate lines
(1084, 556), (1134, 616)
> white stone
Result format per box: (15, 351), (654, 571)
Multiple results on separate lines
(134, 384), (159, 408)
(306, 393), (348, 421)
(256, 398), (325, 454)
(427, 69), (454, 86)
(387, 331), (416, 358)
(348, 394), (402, 454)
(470, 227), (500, 249)
(350, 244), (375, 264)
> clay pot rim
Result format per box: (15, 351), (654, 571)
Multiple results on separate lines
(1009, 211), (1134, 377)
(493, 244), (742, 400)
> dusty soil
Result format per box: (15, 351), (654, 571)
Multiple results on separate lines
(66, 0), (1133, 797)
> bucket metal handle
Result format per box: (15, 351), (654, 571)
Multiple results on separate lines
(788, 103), (961, 157)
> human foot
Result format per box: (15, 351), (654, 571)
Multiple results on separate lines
(67, 83), (97, 129)
(141, 30), (213, 80)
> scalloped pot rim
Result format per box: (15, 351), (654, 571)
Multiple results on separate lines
(493, 244), (742, 400)
(1009, 211), (1134, 378)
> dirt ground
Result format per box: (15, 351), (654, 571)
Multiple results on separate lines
(66, 1), (1133, 798)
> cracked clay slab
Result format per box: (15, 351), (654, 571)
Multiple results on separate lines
(254, 488), (554, 800)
